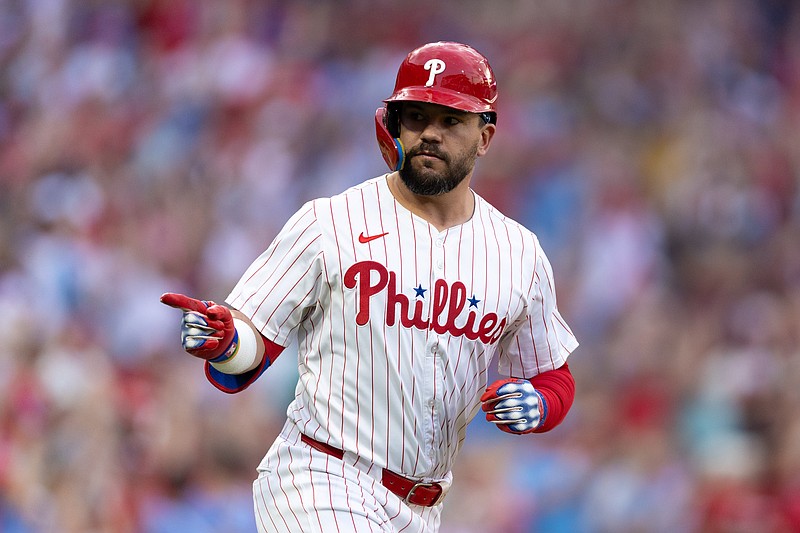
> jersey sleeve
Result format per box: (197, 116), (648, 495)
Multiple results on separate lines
(496, 235), (578, 378)
(225, 200), (324, 346)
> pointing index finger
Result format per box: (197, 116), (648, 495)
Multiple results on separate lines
(160, 292), (209, 313)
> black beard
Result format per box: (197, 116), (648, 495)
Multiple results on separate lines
(398, 143), (477, 196)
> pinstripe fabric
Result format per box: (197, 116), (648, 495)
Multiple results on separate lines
(226, 174), (578, 526)
(252, 422), (441, 532)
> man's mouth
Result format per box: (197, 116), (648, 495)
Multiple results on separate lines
(413, 149), (445, 161)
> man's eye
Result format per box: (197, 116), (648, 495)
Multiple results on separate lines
(445, 117), (461, 126)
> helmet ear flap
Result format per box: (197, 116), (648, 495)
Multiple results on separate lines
(375, 106), (405, 171)
(384, 103), (401, 137)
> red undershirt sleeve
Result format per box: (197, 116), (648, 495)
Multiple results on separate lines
(529, 362), (576, 433)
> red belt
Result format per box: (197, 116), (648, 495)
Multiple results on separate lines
(300, 434), (445, 507)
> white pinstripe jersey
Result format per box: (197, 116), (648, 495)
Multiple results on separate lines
(226, 175), (578, 480)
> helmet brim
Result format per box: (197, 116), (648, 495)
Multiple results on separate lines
(384, 86), (496, 114)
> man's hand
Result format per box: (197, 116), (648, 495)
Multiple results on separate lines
(480, 378), (545, 435)
(160, 292), (237, 361)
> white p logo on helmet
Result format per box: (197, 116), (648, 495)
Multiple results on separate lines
(424, 59), (446, 87)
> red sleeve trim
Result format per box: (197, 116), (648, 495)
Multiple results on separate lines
(262, 337), (284, 365)
(528, 362), (575, 433)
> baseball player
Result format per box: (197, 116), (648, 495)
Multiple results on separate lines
(162, 41), (578, 533)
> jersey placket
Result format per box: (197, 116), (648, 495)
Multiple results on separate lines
(423, 230), (447, 462)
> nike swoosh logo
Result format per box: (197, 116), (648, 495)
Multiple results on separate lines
(358, 231), (389, 244)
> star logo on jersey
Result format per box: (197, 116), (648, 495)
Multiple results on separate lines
(358, 231), (389, 244)
(343, 260), (507, 344)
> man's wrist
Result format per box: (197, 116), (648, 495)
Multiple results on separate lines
(209, 319), (263, 375)
(534, 388), (547, 429)
(208, 330), (239, 363)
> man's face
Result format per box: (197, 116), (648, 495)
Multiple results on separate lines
(397, 102), (493, 196)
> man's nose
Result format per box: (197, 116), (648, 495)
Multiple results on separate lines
(419, 120), (444, 142)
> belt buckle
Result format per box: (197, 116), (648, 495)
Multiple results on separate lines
(404, 481), (443, 506)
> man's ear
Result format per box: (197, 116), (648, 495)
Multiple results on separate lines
(477, 123), (496, 157)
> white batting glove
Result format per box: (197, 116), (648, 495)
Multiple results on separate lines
(480, 378), (546, 435)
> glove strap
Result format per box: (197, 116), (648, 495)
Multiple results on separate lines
(209, 330), (239, 363)
(534, 389), (548, 429)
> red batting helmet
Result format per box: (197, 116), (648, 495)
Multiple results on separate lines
(376, 42), (498, 170)
(385, 41), (497, 115)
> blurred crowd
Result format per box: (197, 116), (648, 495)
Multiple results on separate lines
(1, 0), (799, 531)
